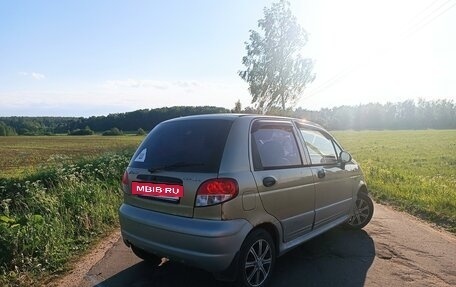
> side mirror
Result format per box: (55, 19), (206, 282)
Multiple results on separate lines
(339, 151), (352, 163)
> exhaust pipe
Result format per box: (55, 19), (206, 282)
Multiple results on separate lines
(158, 257), (170, 267)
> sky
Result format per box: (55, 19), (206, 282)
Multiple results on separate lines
(1, 0), (455, 117)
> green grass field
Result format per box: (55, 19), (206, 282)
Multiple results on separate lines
(333, 130), (456, 232)
(0, 136), (143, 178)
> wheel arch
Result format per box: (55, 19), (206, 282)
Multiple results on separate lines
(253, 222), (280, 254)
(358, 184), (368, 195)
(214, 222), (280, 282)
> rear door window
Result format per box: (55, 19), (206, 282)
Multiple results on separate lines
(251, 121), (303, 170)
(130, 119), (233, 173)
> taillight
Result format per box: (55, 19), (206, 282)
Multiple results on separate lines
(195, 178), (238, 207)
(122, 171), (129, 185)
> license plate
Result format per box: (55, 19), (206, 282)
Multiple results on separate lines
(131, 182), (184, 198)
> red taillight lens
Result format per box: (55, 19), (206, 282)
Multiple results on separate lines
(195, 178), (238, 207)
(122, 171), (129, 185)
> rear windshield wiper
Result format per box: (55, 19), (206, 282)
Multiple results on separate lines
(148, 162), (205, 173)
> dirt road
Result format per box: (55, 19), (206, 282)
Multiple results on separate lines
(56, 203), (456, 287)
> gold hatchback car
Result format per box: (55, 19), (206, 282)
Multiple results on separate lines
(119, 114), (374, 287)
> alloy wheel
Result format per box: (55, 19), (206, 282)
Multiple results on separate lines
(244, 238), (273, 286)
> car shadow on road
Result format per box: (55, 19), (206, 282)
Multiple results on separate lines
(94, 226), (375, 287)
(270, 227), (375, 287)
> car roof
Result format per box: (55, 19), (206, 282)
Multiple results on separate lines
(164, 113), (325, 130)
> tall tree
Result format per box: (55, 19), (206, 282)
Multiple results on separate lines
(232, 100), (242, 113)
(239, 0), (315, 114)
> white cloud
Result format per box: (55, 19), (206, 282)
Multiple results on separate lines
(0, 79), (251, 116)
(99, 78), (250, 110)
(31, 72), (45, 80)
(173, 80), (200, 88)
(102, 79), (169, 90)
(19, 71), (46, 80)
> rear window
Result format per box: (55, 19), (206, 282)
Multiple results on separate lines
(130, 119), (233, 173)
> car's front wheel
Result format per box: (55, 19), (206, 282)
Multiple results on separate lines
(346, 192), (374, 229)
(237, 229), (276, 287)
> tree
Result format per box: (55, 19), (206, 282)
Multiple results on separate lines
(239, 0), (315, 114)
(0, 121), (17, 136)
(232, 100), (242, 113)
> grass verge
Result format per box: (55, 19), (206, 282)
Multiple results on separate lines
(334, 130), (456, 233)
(0, 149), (132, 286)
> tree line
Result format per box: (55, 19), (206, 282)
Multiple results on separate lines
(296, 99), (456, 130)
(0, 100), (454, 136)
(0, 106), (228, 136)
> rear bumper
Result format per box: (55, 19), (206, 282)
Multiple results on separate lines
(119, 203), (252, 272)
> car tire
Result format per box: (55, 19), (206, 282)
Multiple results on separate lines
(131, 245), (161, 265)
(346, 192), (374, 229)
(236, 229), (276, 287)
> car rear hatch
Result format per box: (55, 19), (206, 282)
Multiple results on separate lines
(122, 118), (234, 218)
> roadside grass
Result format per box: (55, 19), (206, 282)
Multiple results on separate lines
(333, 130), (456, 233)
(0, 135), (143, 178)
(0, 150), (134, 286)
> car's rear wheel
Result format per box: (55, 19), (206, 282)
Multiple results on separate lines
(346, 192), (374, 229)
(237, 229), (276, 287)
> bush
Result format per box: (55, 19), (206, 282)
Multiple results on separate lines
(102, 127), (123, 136)
(136, 128), (146, 135)
(68, 128), (94, 136)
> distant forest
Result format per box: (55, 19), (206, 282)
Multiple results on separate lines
(0, 99), (455, 136)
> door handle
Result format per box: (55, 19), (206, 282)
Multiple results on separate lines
(263, 176), (276, 187)
(317, 169), (326, 179)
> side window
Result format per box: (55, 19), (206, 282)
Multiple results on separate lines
(251, 122), (302, 170)
(300, 129), (338, 165)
